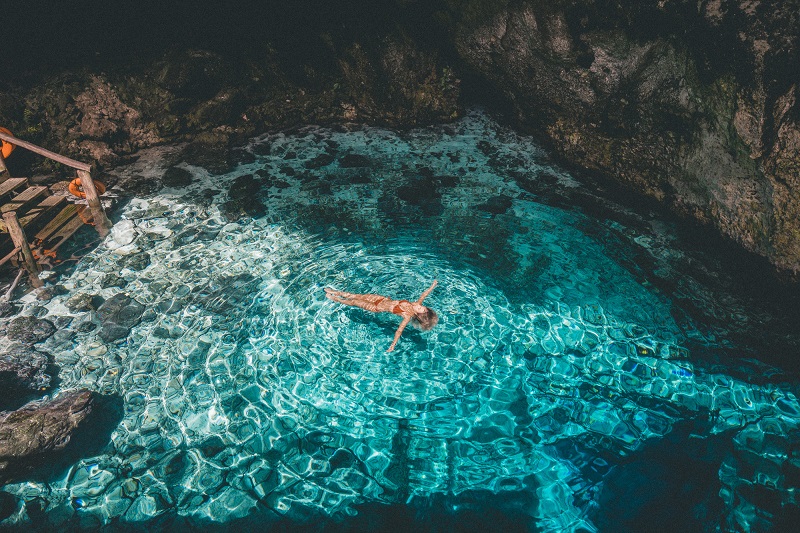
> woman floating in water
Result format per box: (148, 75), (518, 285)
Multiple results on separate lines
(325, 280), (439, 352)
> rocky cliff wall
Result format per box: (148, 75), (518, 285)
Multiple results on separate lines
(443, 0), (800, 279)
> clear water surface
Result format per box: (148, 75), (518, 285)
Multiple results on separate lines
(2, 111), (799, 532)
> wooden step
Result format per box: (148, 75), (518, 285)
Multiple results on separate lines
(1, 186), (49, 215)
(33, 204), (91, 251)
(0, 178), (28, 199)
(0, 195), (66, 232)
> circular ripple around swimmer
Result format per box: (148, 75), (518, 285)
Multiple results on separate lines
(240, 238), (518, 424)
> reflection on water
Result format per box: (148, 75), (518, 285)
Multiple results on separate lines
(1, 111), (799, 532)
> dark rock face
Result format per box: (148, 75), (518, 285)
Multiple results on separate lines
(5, 316), (56, 345)
(95, 293), (145, 342)
(0, 390), (94, 475)
(0, 345), (51, 394)
(447, 0), (800, 278)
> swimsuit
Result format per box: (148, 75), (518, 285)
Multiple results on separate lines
(393, 300), (411, 315)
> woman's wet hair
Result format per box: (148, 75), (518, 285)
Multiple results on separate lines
(412, 307), (439, 330)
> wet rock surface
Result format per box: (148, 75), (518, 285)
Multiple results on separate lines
(5, 316), (56, 345)
(0, 345), (51, 396)
(0, 390), (94, 477)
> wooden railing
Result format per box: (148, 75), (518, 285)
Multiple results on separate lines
(0, 131), (91, 172)
(0, 129), (112, 290)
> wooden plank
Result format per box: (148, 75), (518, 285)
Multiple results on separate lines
(76, 170), (111, 237)
(0, 246), (21, 267)
(33, 203), (79, 243)
(1, 186), (49, 215)
(0, 178), (28, 198)
(38, 209), (88, 252)
(3, 212), (42, 286)
(0, 195), (66, 232)
(0, 131), (91, 172)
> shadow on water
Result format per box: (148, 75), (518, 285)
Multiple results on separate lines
(8, 491), (541, 533)
(587, 414), (731, 533)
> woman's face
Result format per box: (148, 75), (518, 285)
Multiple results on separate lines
(412, 305), (439, 330)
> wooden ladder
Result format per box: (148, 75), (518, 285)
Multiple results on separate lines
(0, 174), (92, 267)
(0, 129), (112, 288)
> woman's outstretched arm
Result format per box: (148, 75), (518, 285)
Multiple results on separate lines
(388, 316), (412, 352)
(415, 280), (438, 304)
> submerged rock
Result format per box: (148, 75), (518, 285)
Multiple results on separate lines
(65, 293), (103, 313)
(304, 153), (336, 169)
(161, 166), (193, 188)
(222, 174), (266, 220)
(5, 316), (56, 345)
(475, 194), (513, 215)
(0, 390), (94, 474)
(0, 344), (51, 393)
(338, 153), (373, 168)
(95, 293), (145, 343)
(0, 302), (17, 318)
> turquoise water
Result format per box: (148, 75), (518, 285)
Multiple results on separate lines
(2, 111), (799, 531)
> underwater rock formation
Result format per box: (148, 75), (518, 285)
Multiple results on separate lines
(0, 390), (94, 478)
(95, 293), (145, 343)
(0, 344), (51, 394)
(4, 316), (56, 345)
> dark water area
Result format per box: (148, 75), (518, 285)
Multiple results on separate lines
(1, 112), (799, 532)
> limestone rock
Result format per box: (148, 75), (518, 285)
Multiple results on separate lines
(0, 344), (51, 393)
(0, 390), (94, 472)
(447, 0), (800, 278)
(5, 316), (56, 345)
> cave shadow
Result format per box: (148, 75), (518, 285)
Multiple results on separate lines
(47, 487), (541, 533)
(586, 413), (733, 533)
